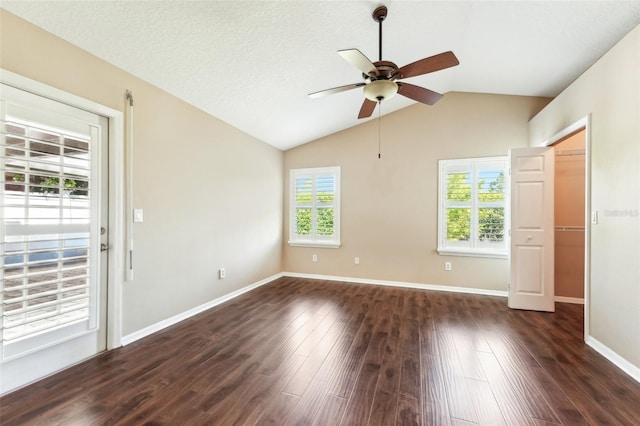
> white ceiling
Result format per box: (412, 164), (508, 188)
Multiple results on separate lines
(3, 1), (640, 150)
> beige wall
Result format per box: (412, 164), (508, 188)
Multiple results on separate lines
(283, 93), (550, 291)
(554, 130), (585, 299)
(0, 10), (284, 335)
(529, 24), (640, 369)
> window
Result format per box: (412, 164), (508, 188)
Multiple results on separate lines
(437, 157), (508, 258)
(289, 166), (340, 248)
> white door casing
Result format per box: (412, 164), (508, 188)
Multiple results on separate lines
(509, 147), (555, 312)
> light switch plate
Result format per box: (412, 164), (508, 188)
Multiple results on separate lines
(134, 209), (144, 223)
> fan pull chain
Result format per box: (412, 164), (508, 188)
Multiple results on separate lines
(378, 101), (382, 159)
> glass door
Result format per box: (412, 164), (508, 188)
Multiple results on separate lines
(1, 84), (108, 392)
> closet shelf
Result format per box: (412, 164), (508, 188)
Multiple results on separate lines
(554, 225), (584, 232)
(555, 148), (585, 157)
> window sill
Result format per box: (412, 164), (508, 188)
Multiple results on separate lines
(288, 240), (341, 249)
(437, 248), (508, 259)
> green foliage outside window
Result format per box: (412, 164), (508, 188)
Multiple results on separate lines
(447, 171), (505, 242)
(295, 191), (334, 236)
(316, 207), (334, 236)
(447, 173), (471, 202)
(478, 208), (504, 242)
(447, 208), (471, 241)
(11, 173), (85, 195)
(296, 208), (311, 235)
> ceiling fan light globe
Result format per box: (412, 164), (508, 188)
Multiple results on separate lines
(363, 80), (398, 102)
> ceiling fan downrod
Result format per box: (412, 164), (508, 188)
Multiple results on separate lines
(373, 5), (387, 62)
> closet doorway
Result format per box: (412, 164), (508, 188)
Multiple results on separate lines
(553, 129), (586, 305)
(510, 117), (590, 333)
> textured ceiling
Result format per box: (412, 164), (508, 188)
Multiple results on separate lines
(2, 1), (640, 150)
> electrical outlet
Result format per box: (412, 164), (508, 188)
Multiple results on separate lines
(355, 256), (360, 265)
(312, 254), (317, 262)
(218, 268), (225, 279)
(444, 262), (452, 271)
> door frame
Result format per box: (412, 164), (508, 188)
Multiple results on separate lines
(535, 115), (591, 340)
(1, 69), (125, 350)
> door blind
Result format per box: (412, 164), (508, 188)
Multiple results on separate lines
(2, 118), (93, 343)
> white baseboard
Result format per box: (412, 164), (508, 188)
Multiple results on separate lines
(586, 336), (640, 384)
(121, 272), (284, 346)
(554, 296), (585, 304)
(282, 272), (508, 298)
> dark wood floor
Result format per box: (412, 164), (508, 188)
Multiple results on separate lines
(1, 277), (639, 425)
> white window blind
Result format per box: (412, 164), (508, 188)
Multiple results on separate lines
(289, 166), (341, 248)
(2, 117), (94, 344)
(437, 157), (508, 258)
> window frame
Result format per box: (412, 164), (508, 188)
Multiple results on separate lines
(437, 156), (509, 259)
(288, 166), (341, 248)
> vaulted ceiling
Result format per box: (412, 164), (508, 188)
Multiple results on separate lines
(3, 1), (640, 150)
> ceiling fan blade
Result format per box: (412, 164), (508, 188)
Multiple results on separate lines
(397, 82), (443, 105)
(397, 51), (459, 79)
(308, 83), (365, 99)
(358, 98), (377, 119)
(338, 49), (377, 76)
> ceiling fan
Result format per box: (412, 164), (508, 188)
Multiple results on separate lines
(309, 5), (459, 119)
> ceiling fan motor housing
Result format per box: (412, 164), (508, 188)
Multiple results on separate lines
(372, 61), (400, 79)
(363, 59), (400, 101)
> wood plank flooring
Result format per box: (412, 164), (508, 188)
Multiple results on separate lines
(1, 277), (639, 425)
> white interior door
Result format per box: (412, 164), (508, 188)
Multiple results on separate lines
(1, 84), (108, 394)
(509, 146), (555, 312)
